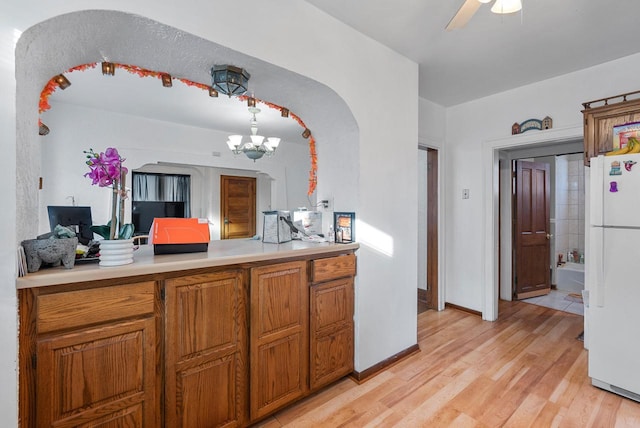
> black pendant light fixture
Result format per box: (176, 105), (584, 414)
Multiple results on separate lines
(211, 65), (250, 97)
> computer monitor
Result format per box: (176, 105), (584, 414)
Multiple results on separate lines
(131, 201), (185, 235)
(47, 206), (94, 245)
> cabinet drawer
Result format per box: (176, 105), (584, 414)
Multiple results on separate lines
(37, 281), (155, 334)
(311, 253), (356, 283)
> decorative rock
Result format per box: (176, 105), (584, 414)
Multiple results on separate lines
(21, 237), (78, 273)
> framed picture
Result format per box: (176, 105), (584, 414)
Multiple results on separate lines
(613, 121), (640, 149)
(333, 212), (355, 243)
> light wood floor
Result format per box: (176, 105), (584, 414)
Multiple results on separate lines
(256, 300), (640, 427)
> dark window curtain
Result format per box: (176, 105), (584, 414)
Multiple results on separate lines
(132, 172), (191, 217)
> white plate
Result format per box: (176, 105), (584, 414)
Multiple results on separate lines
(99, 253), (133, 261)
(98, 248), (133, 256)
(99, 257), (133, 267)
(100, 242), (133, 248)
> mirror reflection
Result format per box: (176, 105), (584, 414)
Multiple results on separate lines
(38, 64), (315, 241)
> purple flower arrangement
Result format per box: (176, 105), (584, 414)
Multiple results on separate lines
(84, 147), (134, 240)
(84, 147), (128, 187)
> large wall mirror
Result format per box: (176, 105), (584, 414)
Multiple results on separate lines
(38, 64), (314, 240)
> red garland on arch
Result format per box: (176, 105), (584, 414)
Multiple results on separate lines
(39, 63), (98, 113)
(68, 63), (97, 73)
(116, 64), (163, 80)
(39, 63), (318, 196)
(38, 79), (59, 113)
(177, 78), (210, 91)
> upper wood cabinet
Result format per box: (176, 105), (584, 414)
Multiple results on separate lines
(582, 91), (640, 166)
(164, 270), (247, 428)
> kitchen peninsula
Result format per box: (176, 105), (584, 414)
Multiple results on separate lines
(18, 239), (358, 428)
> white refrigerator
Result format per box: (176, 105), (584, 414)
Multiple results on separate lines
(588, 153), (640, 402)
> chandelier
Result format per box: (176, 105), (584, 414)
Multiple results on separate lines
(211, 65), (250, 97)
(227, 107), (281, 161)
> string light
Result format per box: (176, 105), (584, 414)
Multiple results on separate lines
(54, 74), (71, 89)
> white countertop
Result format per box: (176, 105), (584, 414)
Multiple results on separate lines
(17, 239), (359, 289)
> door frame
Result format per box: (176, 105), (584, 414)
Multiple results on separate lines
(418, 144), (445, 311)
(426, 148), (439, 309)
(482, 125), (583, 321)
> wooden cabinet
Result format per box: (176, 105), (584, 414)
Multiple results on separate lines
(164, 270), (247, 428)
(21, 281), (158, 428)
(309, 254), (356, 391)
(19, 248), (357, 428)
(249, 261), (309, 420)
(582, 91), (640, 166)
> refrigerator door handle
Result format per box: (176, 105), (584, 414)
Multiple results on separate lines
(590, 155), (604, 227)
(594, 226), (605, 308)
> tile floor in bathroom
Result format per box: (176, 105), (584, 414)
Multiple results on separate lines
(521, 289), (584, 316)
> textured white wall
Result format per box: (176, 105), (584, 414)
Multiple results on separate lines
(0, 15), (19, 425)
(4, 3), (419, 425)
(419, 97), (446, 147)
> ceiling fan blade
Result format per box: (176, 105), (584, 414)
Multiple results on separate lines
(446, 0), (482, 31)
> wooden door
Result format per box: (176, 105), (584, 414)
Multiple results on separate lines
(164, 271), (247, 428)
(514, 160), (551, 299)
(426, 148), (438, 309)
(221, 175), (256, 239)
(250, 261), (308, 420)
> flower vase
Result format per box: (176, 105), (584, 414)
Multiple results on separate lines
(98, 239), (134, 267)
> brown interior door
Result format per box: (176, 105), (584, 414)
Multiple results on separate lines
(514, 160), (551, 299)
(426, 148), (438, 309)
(221, 175), (256, 239)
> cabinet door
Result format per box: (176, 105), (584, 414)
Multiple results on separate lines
(250, 261), (308, 420)
(310, 277), (354, 391)
(165, 271), (247, 428)
(36, 317), (156, 428)
(583, 98), (640, 165)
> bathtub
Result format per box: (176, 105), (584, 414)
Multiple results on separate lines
(556, 262), (584, 293)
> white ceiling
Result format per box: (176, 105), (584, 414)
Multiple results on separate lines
(46, 1), (640, 137)
(305, 0), (640, 106)
(48, 67), (308, 146)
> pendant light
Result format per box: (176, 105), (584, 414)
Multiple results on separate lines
(491, 0), (522, 14)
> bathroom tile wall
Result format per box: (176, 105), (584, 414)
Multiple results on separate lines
(555, 153), (585, 262)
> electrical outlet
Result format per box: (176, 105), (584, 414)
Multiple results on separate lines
(320, 197), (333, 211)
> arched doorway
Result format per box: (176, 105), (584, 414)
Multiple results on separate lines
(15, 9), (358, 242)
